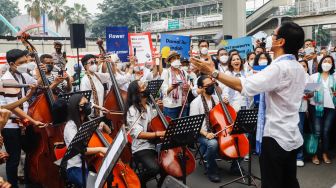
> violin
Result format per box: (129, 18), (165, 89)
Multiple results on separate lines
(96, 39), (131, 162)
(0, 79), (47, 96)
(209, 86), (249, 159)
(19, 32), (66, 188)
(88, 125), (140, 188)
(147, 94), (196, 178)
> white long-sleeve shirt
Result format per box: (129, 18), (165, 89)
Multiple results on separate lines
(240, 54), (305, 151)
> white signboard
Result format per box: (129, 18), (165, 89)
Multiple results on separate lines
(196, 14), (223, 23)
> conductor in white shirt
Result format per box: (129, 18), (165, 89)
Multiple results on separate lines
(190, 22), (305, 188)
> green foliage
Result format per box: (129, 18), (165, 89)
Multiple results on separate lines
(0, 0), (20, 35)
(91, 0), (204, 37)
(48, 0), (67, 32)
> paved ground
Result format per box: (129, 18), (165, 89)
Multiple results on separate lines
(0, 153), (335, 188)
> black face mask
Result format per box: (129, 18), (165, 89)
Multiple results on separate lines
(46, 64), (53, 73)
(205, 85), (215, 95)
(140, 90), (151, 98)
(80, 103), (92, 116)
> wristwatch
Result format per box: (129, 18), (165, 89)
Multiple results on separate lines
(211, 70), (219, 79)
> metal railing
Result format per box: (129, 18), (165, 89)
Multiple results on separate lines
(295, 0), (336, 15)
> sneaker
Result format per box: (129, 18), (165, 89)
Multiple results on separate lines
(296, 160), (305, 167)
(244, 155), (250, 161)
(208, 173), (221, 183)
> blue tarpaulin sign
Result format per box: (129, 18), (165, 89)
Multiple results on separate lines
(218, 36), (253, 59)
(106, 27), (129, 62)
(160, 34), (191, 59)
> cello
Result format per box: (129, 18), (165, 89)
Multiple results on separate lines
(147, 94), (196, 178)
(96, 39), (131, 162)
(88, 124), (141, 188)
(19, 33), (65, 188)
(209, 86), (249, 159)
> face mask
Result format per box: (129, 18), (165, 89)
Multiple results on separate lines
(181, 66), (189, 72)
(258, 60), (268, 66)
(248, 60), (254, 67)
(304, 47), (314, 55)
(322, 63), (332, 72)
(16, 64), (28, 73)
(171, 60), (181, 69)
(140, 90), (150, 98)
(205, 85), (215, 95)
(46, 64), (54, 72)
(219, 55), (228, 63)
(200, 47), (208, 55)
(26, 62), (36, 71)
(80, 103), (92, 116)
(89, 64), (98, 73)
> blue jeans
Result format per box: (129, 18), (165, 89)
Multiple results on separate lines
(297, 112), (305, 160)
(198, 137), (218, 174)
(313, 107), (335, 153)
(66, 167), (88, 188)
(163, 105), (189, 119)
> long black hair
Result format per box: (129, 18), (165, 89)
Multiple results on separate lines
(318, 55), (335, 74)
(67, 94), (86, 130)
(254, 52), (272, 66)
(125, 80), (143, 115)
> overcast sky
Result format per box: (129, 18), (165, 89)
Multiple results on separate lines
(17, 0), (104, 15)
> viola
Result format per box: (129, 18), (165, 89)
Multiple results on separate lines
(19, 32), (65, 188)
(209, 86), (249, 159)
(96, 39), (131, 162)
(88, 127), (141, 188)
(147, 94), (196, 178)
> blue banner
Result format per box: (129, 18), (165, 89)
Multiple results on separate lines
(160, 34), (191, 59)
(218, 36), (253, 59)
(106, 27), (129, 62)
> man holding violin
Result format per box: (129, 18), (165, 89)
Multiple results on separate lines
(191, 22), (305, 188)
(0, 49), (46, 187)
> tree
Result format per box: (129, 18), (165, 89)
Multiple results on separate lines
(64, 3), (91, 26)
(25, 0), (50, 24)
(0, 0), (20, 35)
(91, 0), (205, 37)
(47, 0), (67, 33)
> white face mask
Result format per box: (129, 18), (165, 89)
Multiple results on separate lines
(249, 60), (254, 67)
(181, 66), (189, 72)
(89, 64), (98, 73)
(171, 60), (181, 69)
(322, 63), (332, 72)
(258, 60), (268, 66)
(219, 55), (228, 63)
(26, 62), (36, 71)
(200, 47), (208, 55)
(16, 64), (28, 73)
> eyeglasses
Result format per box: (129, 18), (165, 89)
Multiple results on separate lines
(88, 60), (98, 65)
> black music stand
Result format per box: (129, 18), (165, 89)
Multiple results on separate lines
(86, 126), (128, 188)
(219, 109), (260, 188)
(58, 90), (92, 102)
(161, 114), (205, 185)
(60, 117), (103, 188)
(146, 79), (164, 98)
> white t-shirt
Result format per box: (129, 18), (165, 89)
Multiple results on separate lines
(63, 120), (82, 169)
(322, 78), (335, 109)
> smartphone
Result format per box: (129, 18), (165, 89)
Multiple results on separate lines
(177, 80), (183, 85)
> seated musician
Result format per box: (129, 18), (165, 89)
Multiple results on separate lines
(64, 94), (108, 187)
(190, 75), (241, 183)
(36, 54), (72, 94)
(0, 49), (45, 187)
(126, 80), (165, 188)
(80, 54), (111, 116)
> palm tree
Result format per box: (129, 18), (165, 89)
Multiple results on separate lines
(48, 0), (67, 33)
(65, 3), (91, 25)
(25, 0), (41, 24)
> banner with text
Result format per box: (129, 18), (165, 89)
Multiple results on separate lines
(128, 32), (154, 65)
(160, 34), (191, 59)
(106, 26), (129, 62)
(217, 36), (253, 59)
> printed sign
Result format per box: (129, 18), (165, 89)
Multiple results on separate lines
(217, 36), (253, 59)
(128, 32), (154, 65)
(160, 34), (191, 59)
(106, 27), (129, 62)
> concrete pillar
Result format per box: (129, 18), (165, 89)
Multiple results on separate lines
(222, 0), (246, 38)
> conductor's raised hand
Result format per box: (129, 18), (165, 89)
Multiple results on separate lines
(190, 57), (215, 75)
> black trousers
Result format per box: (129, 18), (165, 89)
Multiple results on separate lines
(259, 137), (300, 188)
(2, 128), (22, 188)
(133, 149), (163, 188)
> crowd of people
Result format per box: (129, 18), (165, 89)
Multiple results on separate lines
(0, 21), (335, 188)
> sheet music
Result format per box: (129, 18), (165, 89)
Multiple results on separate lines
(94, 129), (125, 188)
